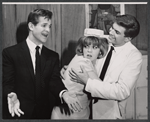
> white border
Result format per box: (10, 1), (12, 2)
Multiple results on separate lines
(2, 2), (148, 4)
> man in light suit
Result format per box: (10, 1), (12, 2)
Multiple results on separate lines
(2, 9), (82, 119)
(69, 14), (143, 119)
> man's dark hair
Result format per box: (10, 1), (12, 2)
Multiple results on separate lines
(27, 9), (52, 26)
(115, 14), (140, 39)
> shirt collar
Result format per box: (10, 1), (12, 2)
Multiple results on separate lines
(110, 41), (131, 53)
(26, 37), (43, 53)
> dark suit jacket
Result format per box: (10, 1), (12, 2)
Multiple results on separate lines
(2, 40), (66, 119)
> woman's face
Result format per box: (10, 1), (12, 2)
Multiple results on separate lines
(83, 44), (100, 63)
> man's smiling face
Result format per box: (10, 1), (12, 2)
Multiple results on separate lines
(31, 16), (52, 45)
(108, 22), (128, 47)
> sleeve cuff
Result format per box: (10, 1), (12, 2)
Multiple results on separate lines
(59, 90), (67, 103)
(85, 78), (92, 92)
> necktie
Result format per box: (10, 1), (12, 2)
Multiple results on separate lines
(100, 46), (114, 80)
(35, 46), (41, 100)
(93, 46), (114, 104)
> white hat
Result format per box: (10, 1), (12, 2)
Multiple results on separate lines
(84, 28), (109, 38)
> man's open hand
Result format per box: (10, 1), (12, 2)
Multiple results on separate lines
(7, 92), (24, 117)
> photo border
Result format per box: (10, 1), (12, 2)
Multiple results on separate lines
(0, 0), (149, 122)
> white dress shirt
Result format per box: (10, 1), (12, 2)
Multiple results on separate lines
(26, 38), (43, 74)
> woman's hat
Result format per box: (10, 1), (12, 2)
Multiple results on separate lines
(84, 28), (109, 38)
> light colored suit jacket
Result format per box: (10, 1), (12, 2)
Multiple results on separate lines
(85, 42), (143, 119)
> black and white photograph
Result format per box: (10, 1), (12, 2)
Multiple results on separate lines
(1, 2), (148, 120)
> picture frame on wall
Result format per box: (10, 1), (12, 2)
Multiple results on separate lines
(85, 4), (125, 35)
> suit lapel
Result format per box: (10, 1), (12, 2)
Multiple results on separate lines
(20, 41), (35, 81)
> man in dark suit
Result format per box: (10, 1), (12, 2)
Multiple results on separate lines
(2, 9), (82, 119)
